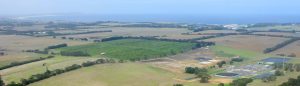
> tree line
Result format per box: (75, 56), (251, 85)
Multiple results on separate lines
(46, 43), (68, 50)
(187, 25), (227, 32)
(264, 38), (300, 53)
(0, 56), (55, 70)
(23, 43), (68, 55)
(5, 58), (118, 86)
(273, 63), (300, 72)
(60, 51), (90, 57)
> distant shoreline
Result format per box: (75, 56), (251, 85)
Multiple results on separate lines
(10, 14), (300, 24)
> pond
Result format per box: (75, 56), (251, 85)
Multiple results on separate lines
(262, 57), (290, 63)
(216, 73), (239, 77)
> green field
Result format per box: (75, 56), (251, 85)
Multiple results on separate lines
(59, 39), (197, 60)
(211, 45), (262, 58)
(29, 63), (177, 86)
(211, 45), (274, 65)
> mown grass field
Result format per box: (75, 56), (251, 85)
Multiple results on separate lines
(29, 63), (178, 86)
(59, 39), (197, 60)
(0, 56), (98, 83)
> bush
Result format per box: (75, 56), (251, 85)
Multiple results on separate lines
(185, 67), (207, 74)
(275, 70), (284, 76)
(231, 58), (243, 62)
(46, 43), (68, 50)
(280, 75), (300, 86)
(230, 78), (253, 86)
(173, 84), (184, 86)
(218, 83), (225, 86)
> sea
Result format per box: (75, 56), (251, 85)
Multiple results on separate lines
(15, 14), (300, 24)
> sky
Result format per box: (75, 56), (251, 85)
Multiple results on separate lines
(0, 0), (299, 16)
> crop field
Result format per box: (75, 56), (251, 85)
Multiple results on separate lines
(0, 35), (89, 51)
(0, 35), (90, 67)
(58, 27), (190, 39)
(0, 53), (43, 68)
(28, 62), (221, 86)
(158, 34), (211, 40)
(12, 25), (50, 31)
(252, 32), (300, 37)
(270, 40), (300, 57)
(205, 35), (290, 53)
(194, 30), (239, 34)
(59, 39), (197, 60)
(246, 25), (300, 31)
(0, 56), (98, 83)
(53, 28), (111, 34)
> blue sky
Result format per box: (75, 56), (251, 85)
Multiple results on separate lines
(0, 0), (299, 16)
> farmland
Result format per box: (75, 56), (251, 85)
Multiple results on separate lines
(0, 56), (98, 83)
(252, 32), (300, 37)
(0, 35), (90, 67)
(57, 27), (191, 39)
(205, 35), (290, 53)
(29, 63), (177, 86)
(58, 39), (197, 60)
(1, 20), (300, 86)
(246, 25), (300, 31)
(270, 40), (300, 57)
(193, 30), (239, 34)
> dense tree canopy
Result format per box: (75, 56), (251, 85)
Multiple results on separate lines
(280, 76), (300, 86)
(0, 75), (4, 86)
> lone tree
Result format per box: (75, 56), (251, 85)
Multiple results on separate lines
(0, 75), (4, 86)
(197, 72), (211, 83)
(173, 84), (184, 86)
(218, 83), (225, 86)
(230, 78), (253, 86)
